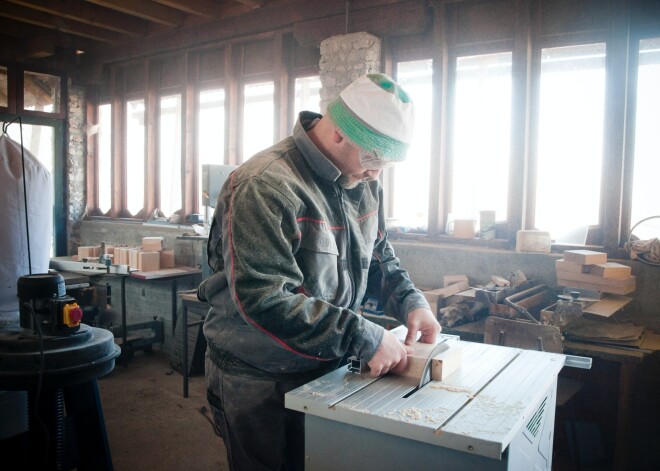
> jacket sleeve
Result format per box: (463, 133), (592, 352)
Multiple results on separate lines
(219, 173), (383, 362)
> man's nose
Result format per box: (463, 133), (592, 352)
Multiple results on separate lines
(364, 169), (382, 180)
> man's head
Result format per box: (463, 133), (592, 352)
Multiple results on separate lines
(327, 73), (414, 162)
(317, 73), (415, 188)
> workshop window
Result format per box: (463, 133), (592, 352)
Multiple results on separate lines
(293, 76), (321, 123)
(97, 104), (112, 214)
(198, 88), (226, 209)
(631, 37), (660, 236)
(391, 59), (433, 231)
(159, 94), (182, 217)
(0, 66), (7, 108)
(23, 70), (60, 114)
(126, 98), (146, 216)
(535, 43), (606, 244)
(451, 52), (512, 224)
(242, 81), (274, 161)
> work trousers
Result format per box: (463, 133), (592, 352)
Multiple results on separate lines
(205, 356), (307, 471)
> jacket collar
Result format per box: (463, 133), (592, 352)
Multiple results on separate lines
(293, 111), (342, 183)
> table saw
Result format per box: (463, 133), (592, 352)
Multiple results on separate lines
(285, 330), (569, 470)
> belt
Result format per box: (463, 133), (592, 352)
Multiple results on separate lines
(207, 341), (340, 383)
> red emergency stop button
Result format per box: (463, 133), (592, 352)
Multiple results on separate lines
(63, 303), (83, 327)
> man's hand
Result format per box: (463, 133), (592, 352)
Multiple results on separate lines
(404, 308), (441, 346)
(367, 330), (413, 377)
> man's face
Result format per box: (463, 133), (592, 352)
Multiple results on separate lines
(334, 138), (391, 189)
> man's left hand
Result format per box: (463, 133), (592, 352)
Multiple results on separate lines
(404, 308), (441, 345)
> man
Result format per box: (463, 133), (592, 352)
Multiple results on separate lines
(198, 73), (440, 470)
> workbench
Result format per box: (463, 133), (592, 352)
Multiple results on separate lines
(286, 330), (567, 470)
(443, 318), (656, 470)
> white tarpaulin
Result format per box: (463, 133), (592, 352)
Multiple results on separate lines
(0, 134), (53, 323)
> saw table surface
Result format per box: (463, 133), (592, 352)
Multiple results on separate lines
(286, 335), (566, 462)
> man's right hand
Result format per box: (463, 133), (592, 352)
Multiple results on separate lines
(367, 330), (413, 377)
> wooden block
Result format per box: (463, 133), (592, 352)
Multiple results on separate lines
(590, 262), (632, 279)
(142, 236), (164, 252)
(138, 251), (161, 272)
(128, 249), (141, 270)
(395, 341), (463, 382)
(491, 275), (510, 287)
(78, 245), (101, 258)
(115, 247), (128, 265)
(105, 245), (115, 255)
(443, 274), (468, 288)
(563, 249), (607, 265)
(555, 259), (590, 274)
(160, 249), (175, 268)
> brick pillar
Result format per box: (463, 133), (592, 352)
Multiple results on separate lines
(319, 32), (381, 112)
(67, 84), (86, 255)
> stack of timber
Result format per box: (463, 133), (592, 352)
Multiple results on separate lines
(555, 250), (635, 296)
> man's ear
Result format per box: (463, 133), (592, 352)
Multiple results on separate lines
(332, 130), (344, 144)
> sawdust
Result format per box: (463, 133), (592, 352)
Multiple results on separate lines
(429, 383), (472, 394)
(385, 406), (451, 425)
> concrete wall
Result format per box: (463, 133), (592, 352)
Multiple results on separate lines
(392, 240), (660, 331)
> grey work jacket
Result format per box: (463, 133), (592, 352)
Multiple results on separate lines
(199, 112), (430, 375)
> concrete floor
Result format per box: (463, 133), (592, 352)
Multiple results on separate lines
(98, 350), (229, 471)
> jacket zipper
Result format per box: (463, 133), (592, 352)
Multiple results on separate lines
(336, 185), (356, 307)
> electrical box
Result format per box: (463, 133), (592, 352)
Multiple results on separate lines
(201, 164), (236, 208)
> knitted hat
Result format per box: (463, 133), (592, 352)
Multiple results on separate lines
(326, 73), (414, 162)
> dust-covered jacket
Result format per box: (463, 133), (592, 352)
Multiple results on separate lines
(198, 112), (430, 375)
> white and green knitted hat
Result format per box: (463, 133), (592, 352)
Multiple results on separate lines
(326, 73), (414, 162)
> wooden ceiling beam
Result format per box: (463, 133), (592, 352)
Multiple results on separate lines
(85, 0), (184, 27)
(0, 3), (130, 43)
(153, 0), (235, 19)
(0, 17), (98, 53)
(234, 0), (267, 9)
(6, 0), (149, 37)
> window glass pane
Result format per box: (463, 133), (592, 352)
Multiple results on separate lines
(198, 88), (225, 210)
(535, 43), (606, 244)
(452, 52), (512, 226)
(392, 59), (433, 231)
(242, 81), (274, 161)
(631, 38), (660, 240)
(98, 104), (112, 214)
(126, 99), (145, 216)
(23, 71), (61, 113)
(293, 76), (321, 126)
(0, 66), (7, 107)
(159, 94), (182, 217)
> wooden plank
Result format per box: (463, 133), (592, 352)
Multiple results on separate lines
(562, 249), (607, 265)
(131, 266), (200, 279)
(556, 270), (635, 287)
(582, 294), (632, 317)
(557, 276), (635, 295)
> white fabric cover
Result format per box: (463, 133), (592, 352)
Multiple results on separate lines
(0, 134), (53, 322)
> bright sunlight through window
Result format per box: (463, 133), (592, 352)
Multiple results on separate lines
(535, 43), (605, 244)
